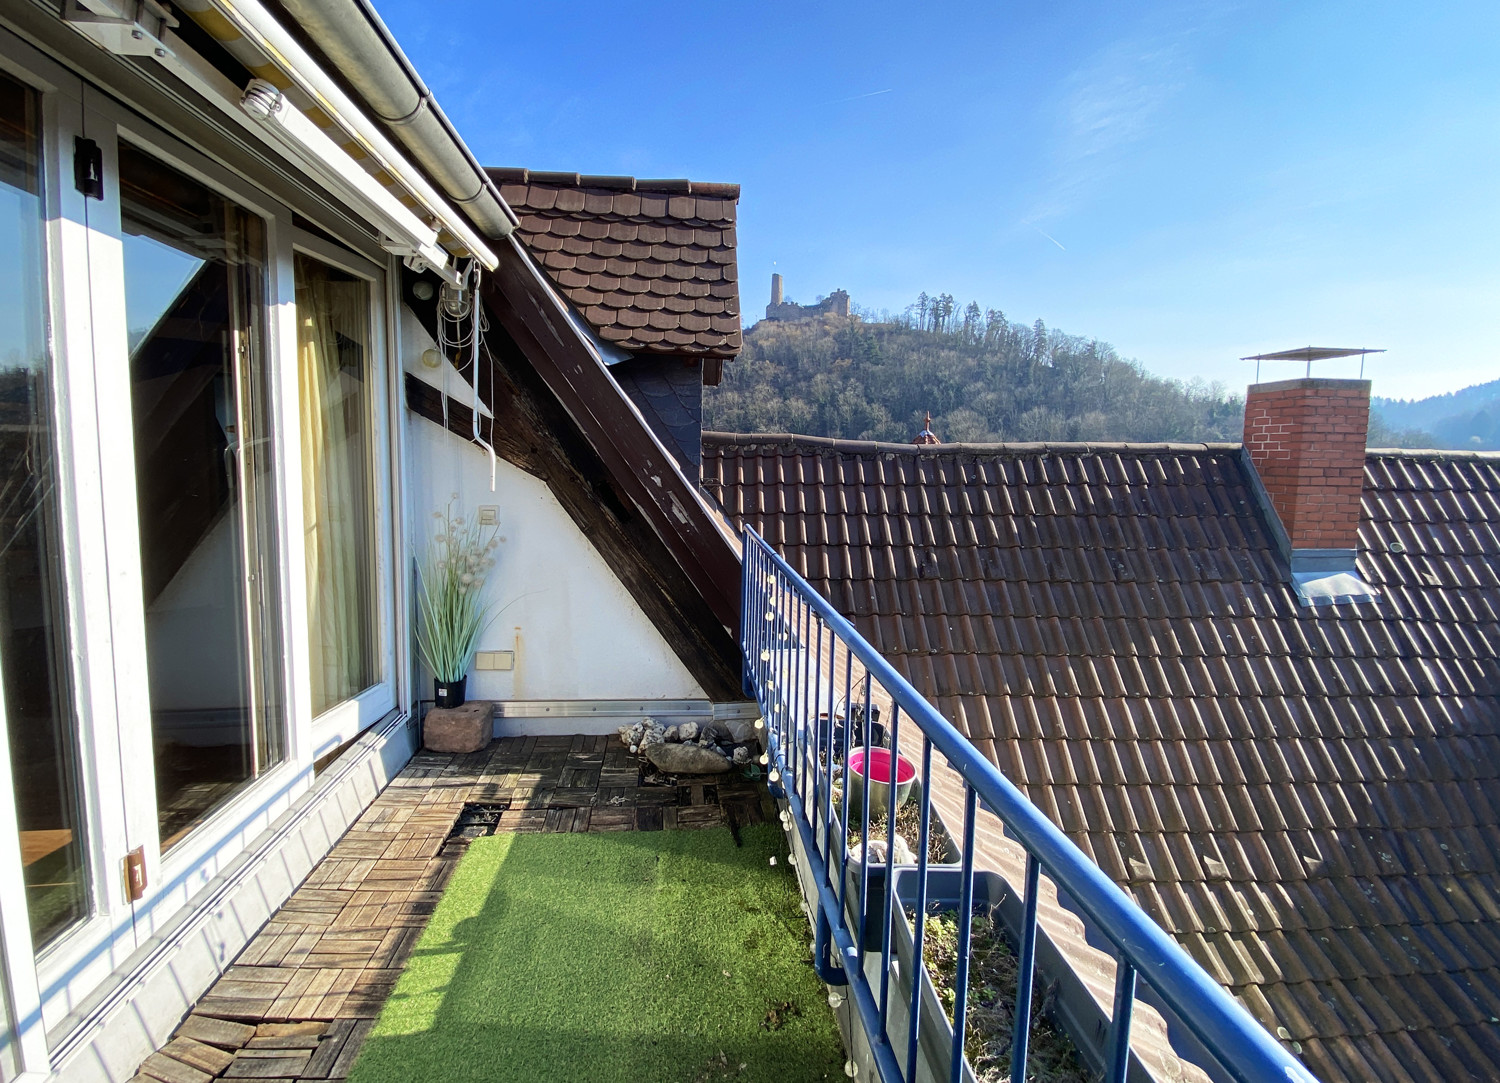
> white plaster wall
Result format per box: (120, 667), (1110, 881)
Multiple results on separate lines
(401, 309), (706, 702)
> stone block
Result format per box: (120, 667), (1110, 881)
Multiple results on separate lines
(423, 701), (492, 753)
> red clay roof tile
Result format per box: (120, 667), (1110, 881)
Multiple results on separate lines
(489, 168), (742, 359)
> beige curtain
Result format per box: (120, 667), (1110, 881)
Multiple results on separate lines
(296, 255), (374, 715)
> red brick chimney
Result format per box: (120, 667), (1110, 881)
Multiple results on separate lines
(1243, 377), (1370, 554)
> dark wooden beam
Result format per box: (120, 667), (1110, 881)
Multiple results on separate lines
(403, 373), (543, 477)
(479, 237), (743, 631)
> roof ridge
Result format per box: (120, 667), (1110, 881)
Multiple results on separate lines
(702, 431), (1241, 456)
(487, 167), (740, 200)
(1368, 447), (1500, 460)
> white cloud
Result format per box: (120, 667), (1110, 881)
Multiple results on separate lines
(1024, 2), (1235, 226)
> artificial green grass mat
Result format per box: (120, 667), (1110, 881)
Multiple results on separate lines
(348, 825), (845, 1083)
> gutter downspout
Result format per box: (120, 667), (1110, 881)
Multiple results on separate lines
(272, 0), (518, 240)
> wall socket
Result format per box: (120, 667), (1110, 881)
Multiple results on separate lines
(477, 505), (499, 525)
(475, 650), (514, 671)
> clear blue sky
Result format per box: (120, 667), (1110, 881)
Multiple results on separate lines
(375, 0), (1500, 401)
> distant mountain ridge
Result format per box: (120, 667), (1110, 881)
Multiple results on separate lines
(1371, 378), (1500, 450)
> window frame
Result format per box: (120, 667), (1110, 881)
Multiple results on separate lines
(0, 28), (131, 1071)
(289, 230), (400, 752)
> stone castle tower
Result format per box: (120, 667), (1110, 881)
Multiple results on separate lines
(764, 274), (850, 322)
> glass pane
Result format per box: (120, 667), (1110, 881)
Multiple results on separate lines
(0, 71), (90, 946)
(295, 254), (378, 715)
(119, 144), (284, 849)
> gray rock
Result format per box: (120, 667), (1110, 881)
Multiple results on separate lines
(699, 722), (732, 746)
(646, 741), (733, 774)
(676, 721), (699, 742)
(724, 716), (761, 743)
(732, 746), (751, 765)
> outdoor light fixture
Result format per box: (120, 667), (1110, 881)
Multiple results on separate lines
(240, 80), (460, 284)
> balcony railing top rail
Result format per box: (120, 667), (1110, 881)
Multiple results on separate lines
(740, 527), (1319, 1083)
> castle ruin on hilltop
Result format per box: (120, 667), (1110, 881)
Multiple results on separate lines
(764, 273), (850, 322)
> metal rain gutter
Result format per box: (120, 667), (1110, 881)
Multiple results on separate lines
(173, 0), (499, 268)
(271, 0), (519, 241)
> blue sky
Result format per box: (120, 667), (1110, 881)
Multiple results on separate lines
(375, 0), (1500, 401)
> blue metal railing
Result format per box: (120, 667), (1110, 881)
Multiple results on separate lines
(740, 528), (1319, 1083)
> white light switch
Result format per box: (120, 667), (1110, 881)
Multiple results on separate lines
(475, 650), (514, 671)
(477, 505), (499, 525)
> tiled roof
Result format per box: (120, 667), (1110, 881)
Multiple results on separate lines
(703, 432), (1500, 1083)
(488, 169), (741, 359)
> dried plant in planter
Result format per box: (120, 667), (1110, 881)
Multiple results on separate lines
(913, 907), (1090, 1083)
(414, 496), (499, 687)
(834, 781), (955, 866)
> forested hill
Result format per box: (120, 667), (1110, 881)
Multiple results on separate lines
(1370, 379), (1500, 451)
(704, 308), (1244, 444)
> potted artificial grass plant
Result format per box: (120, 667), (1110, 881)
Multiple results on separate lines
(416, 497), (498, 709)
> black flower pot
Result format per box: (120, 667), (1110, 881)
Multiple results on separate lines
(434, 676), (467, 709)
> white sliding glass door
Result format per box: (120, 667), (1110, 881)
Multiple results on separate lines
(117, 142), (286, 849)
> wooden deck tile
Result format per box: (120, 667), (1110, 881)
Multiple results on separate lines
(676, 805), (726, 829)
(159, 1037), (235, 1075)
(139, 1051), (214, 1083)
(301, 1020), (354, 1078)
(589, 808), (636, 832)
(176, 1016), (255, 1051)
(368, 926), (419, 969)
(632, 786), (679, 806)
(328, 1020), (375, 1076)
(497, 808), (546, 831)
(222, 1050), (311, 1078)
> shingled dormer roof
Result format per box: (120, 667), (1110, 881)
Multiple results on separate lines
(488, 168), (742, 360)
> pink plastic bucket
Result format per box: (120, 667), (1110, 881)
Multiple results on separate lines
(847, 746), (917, 812)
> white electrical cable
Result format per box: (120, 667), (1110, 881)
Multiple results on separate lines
(435, 261), (498, 491)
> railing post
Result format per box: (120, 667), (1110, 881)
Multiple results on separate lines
(1107, 958), (1138, 1083)
(740, 530), (754, 698)
(1010, 853), (1041, 1083)
(906, 735), (934, 1083)
(949, 784), (978, 1083)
